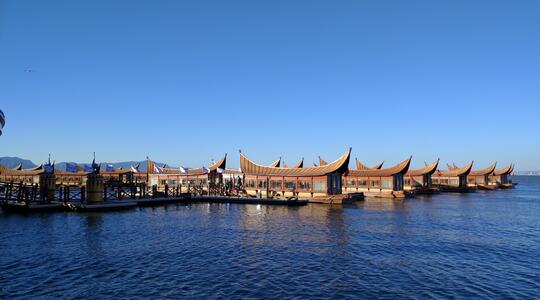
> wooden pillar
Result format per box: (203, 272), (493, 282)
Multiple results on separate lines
(86, 173), (104, 203)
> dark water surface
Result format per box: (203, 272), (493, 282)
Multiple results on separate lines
(1, 176), (539, 299)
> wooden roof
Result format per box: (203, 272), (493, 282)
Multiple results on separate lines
(269, 157), (281, 168)
(406, 159), (439, 176)
(159, 154), (227, 176)
(493, 164), (514, 176)
(291, 158), (304, 168)
(355, 159), (384, 170)
(447, 163), (459, 171)
(224, 168), (242, 174)
(100, 167), (133, 175)
(470, 163), (497, 176)
(435, 161), (474, 177)
(0, 164), (45, 176)
(240, 149), (351, 177)
(318, 157), (328, 166)
(347, 157), (412, 177)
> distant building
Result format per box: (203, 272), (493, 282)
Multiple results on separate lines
(240, 149), (353, 203)
(404, 159), (440, 192)
(147, 154), (227, 193)
(468, 163), (497, 188)
(432, 162), (474, 191)
(489, 164), (515, 188)
(343, 157), (411, 198)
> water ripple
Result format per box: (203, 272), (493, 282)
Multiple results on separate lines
(1, 176), (539, 299)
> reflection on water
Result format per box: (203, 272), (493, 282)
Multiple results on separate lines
(357, 198), (406, 211)
(0, 176), (539, 298)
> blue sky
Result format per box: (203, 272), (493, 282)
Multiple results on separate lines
(1, 0), (539, 170)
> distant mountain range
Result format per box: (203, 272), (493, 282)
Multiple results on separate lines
(0, 157), (37, 169)
(0, 156), (167, 172)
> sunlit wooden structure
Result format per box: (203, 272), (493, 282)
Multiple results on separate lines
(343, 157), (412, 198)
(240, 149), (355, 203)
(468, 163), (497, 189)
(355, 159), (384, 170)
(0, 164), (48, 185)
(489, 164), (515, 188)
(432, 162), (474, 192)
(54, 168), (89, 186)
(404, 159), (439, 193)
(147, 154), (227, 193)
(282, 158), (304, 168)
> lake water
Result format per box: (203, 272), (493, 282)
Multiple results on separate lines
(1, 176), (539, 299)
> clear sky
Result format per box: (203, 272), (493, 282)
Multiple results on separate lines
(1, 0), (539, 170)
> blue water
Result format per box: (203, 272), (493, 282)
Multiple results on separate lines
(1, 176), (539, 299)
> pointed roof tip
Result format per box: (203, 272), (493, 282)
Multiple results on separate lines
(407, 159), (439, 176)
(350, 156), (411, 176)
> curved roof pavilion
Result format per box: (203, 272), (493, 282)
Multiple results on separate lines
(355, 159), (385, 170)
(158, 154), (227, 176)
(240, 149), (351, 177)
(0, 164), (45, 176)
(268, 158), (281, 168)
(406, 159), (440, 176)
(470, 163), (497, 176)
(435, 162), (474, 177)
(347, 157), (412, 177)
(290, 158), (304, 168)
(493, 164), (514, 176)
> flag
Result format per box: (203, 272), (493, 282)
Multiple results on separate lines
(84, 164), (94, 173)
(216, 168), (224, 174)
(66, 163), (78, 173)
(106, 164), (115, 172)
(130, 166), (139, 173)
(154, 164), (164, 174)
